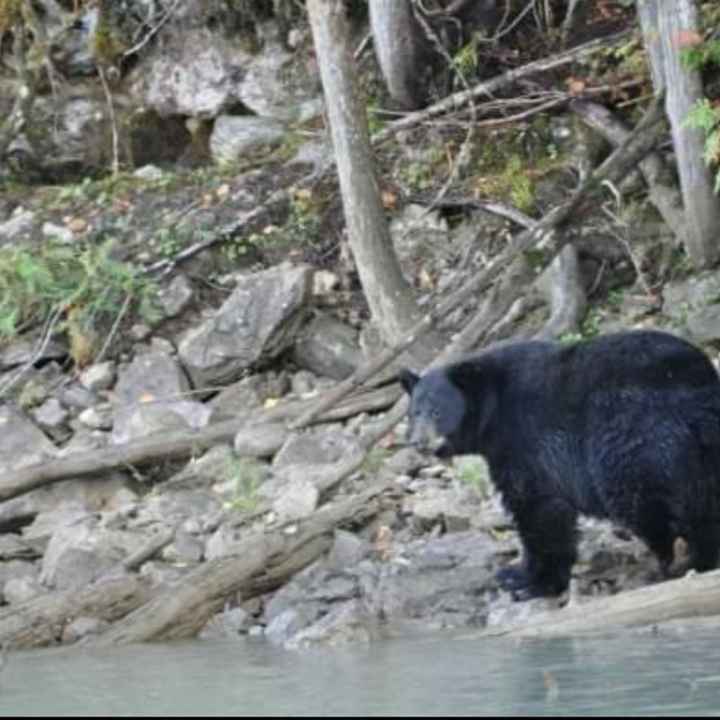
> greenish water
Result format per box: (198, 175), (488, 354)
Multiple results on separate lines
(1, 628), (720, 716)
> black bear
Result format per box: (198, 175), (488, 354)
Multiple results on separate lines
(399, 330), (720, 599)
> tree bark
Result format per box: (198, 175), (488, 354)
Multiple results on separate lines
(368, 0), (429, 110)
(637, 0), (720, 268)
(0, 574), (152, 649)
(483, 569), (720, 638)
(306, 0), (444, 365)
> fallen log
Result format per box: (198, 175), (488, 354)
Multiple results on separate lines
(483, 569), (720, 639)
(93, 481), (398, 645)
(0, 573), (153, 649)
(571, 99), (686, 244)
(0, 383), (400, 502)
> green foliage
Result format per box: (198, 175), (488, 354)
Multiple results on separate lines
(223, 457), (266, 513)
(454, 455), (491, 499)
(453, 40), (479, 77)
(0, 239), (157, 357)
(503, 156), (535, 212)
(681, 39), (720, 72)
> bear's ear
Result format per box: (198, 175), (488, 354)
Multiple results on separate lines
(398, 368), (420, 394)
(446, 363), (481, 393)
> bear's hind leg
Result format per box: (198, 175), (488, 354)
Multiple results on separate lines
(497, 496), (578, 599)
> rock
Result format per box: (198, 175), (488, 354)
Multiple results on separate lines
(133, 165), (165, 181)
(388, 203), (450, 285)
(0, 337), (66, 370)
(132, 489), (222, 532)
(327, 531), (369, 571)
(17, 362), (65, 410)
(0, 406), (57, 473)
(4, 576), (46, 605)
(165, 445), (236, 490)
(238, 27), (322, 122)
(79, 361), (117, 392)
(210, 370), (290, 420)
(111, 351), (211, 444)
(200, 607), (252, 640)
(285, 600), (377, 649)
(40, 517), (146, 590)
(265, 608), (312, 647)
(58, 382), (99, 410)
(205, 523), (251, 561)
(272, 478), (319, 522)
(261, 531), (501, 639)
(312, 270), (340, 296)
(77, 405), (114, 431)
(290, 370), (319, 396)
(0, 560), (39, 601)
(31, 398), (69, 431)
(664, 273), (720, 343)
(210, 116), (286, 165)
(161, 530), (204, 564)
(178, 263), (311, 387)
(234, 424), (288, 458)
(274, 427), (362, 469)
(156, 274), (193, 319)
(0, 534), (41, 561)
(129, 324), (152, 341)
(19, 476), (139, 543)
(383, 448), (427, 476)
(42, 222), (74, 244)
(129, 20), (254, 117)
(0, 209), (36, 246)
(292, 313), (361, 380)
(62, 616), (109, 644)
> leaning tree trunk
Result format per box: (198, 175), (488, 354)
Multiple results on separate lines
(368, 0), (429, 110)
(306, 0), (444, 364)
(637, 0), (720, 269)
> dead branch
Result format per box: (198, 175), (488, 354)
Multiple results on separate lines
(92, 481), (398, 645)
(373, 30), (632, 144)
(143, 189), (291, 278)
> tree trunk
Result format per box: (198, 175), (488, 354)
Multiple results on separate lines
(368, 0), (429, 110)
(306, 0), (444, 365)
(637, 0), (720, 268)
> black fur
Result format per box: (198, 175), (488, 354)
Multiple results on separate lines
(401, 330), (720, 599)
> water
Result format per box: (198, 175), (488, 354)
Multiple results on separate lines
(1, 626), (720, 716)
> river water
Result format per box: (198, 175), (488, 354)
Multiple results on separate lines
(2, 626), (720, 716)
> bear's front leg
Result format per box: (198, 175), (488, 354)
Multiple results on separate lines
(497, 496), (578, 600)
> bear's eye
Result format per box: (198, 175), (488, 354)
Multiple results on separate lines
(431, 408), (440, 420)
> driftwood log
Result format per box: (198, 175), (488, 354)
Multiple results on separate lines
(92, 481), (398, 645)
(0, 574), (153, 649)
(483, 570), (720, 639)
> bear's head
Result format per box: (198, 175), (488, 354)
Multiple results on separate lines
(399, 367), (466, 458)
